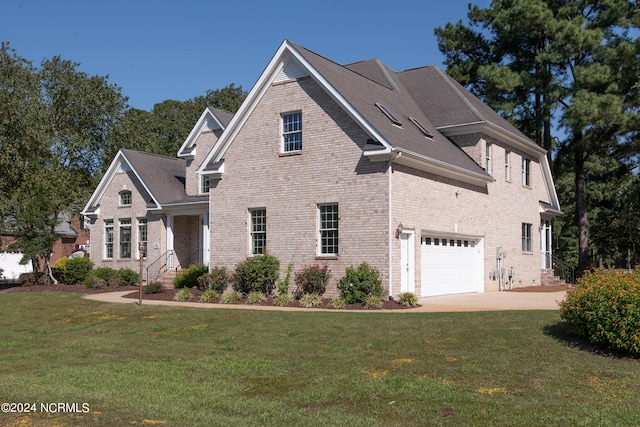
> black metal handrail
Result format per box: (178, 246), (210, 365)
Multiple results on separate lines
(551, 255), (575, 284)
(146, 249), (173, 284)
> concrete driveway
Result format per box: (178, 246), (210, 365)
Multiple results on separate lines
(85, 290), (566, 312)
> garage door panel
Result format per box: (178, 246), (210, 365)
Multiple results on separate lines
(421, 237), (478, 297)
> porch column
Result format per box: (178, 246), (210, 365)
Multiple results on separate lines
(202, 212), (210, 266)
(166, 214), (174, 269)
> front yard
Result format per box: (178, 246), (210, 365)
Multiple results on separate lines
(0, 291), (638, 426)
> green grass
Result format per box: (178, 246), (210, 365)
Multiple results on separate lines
(0, 292), (639, 426)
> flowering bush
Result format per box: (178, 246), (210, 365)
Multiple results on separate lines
(559, 269), (640, 356)
(197, 266), (231, 293)
(232, 253), (280, 296)
(337, 262), (383, 304)
(174, 264), (208, 289)
(294, 264), (331, 297)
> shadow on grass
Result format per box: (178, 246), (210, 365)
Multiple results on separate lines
(543, 321), (638, 360)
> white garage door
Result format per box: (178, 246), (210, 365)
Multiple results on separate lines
(0, 252), (33, 281)
(421, 236), (478, 297)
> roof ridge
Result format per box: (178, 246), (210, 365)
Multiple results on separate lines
(429, 66), (485, 122)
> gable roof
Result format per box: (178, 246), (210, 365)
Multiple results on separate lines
(82, 149), (207, 215)
(178, 107), (234, 158)
(199, 40), (492, 185)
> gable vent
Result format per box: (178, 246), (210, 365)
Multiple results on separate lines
(276, 58), (309, 82)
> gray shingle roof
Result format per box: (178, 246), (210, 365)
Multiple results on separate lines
(120, 149), (207, 206)
(290, 42), (489, 177)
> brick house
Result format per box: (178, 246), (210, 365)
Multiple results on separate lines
(83, 40), (561, 297)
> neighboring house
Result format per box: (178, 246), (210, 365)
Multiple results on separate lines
(0, 213), (89, 281)
(83, 40), (561, 298)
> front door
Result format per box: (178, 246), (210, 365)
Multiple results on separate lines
(400, 231), (415, 294)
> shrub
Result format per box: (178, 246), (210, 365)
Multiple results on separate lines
(363, 295), (383, 309)
(246, 291), (267, 305)
(117, 268), (139, 286)
(559, 269), (640, 356)
(92, 267), (118, 282)
(398, 292), (419, 307)
(299, 292), (322, 308)
(200, 289), (219, 303)
(277, 263), (294, 296)
(197, 266), (231, 293)
(173, 287), (193, 302)
(220, 290), (242, 304)
(329, 297), (346, 309)
(64, 257), (94, 285)
(337, 262), (383, 304)
(144, 282), (163, 294)
(294, 264), (331, 298)
(232, 253), (280, 296)
(274, 293), (292, 307)
(51, 257), (68, 282)
(174, 264), (208, 289)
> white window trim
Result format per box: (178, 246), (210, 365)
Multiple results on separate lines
(522, 156), (531, 187)
(249, 208), (266, 256)
(505, 150), (511, 182)
(104, 219), (114, 260)
(119, 218), (132, 259)
(119, 190), (132, 206)
(282, 111), (302, 153)
(318, 203), (339, 257)
(137, 218), (147, 259)
(522, 223), (532, 253)
(485, 143), (492, 174)
(200, 175), (210, 194)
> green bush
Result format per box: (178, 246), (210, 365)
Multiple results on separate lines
(277, 263), (294, 296)
(246, 291), (267, 304)
(294, 264), (331, 298)
(274, 293), (292, 306)
(560, 269), (640, 356)
(64, 257), (94, 285)
(299, 292), (322, 308)
(232, 253), (280, 296)
(174, 264), (208, 289)
(398, 292), (419, 307)
(337, 262), (383, 304)
(199, 289), (219, 303)
(118, 268), (139, 286)
(197, 266), (231, 293)
(363, 295), (383, 309)
(173, 287), (193, 302)
(51, 257), (68, 282)
(92, 267), (117, 281)
(220, 290), (242, 304)
(144, 281), (163, 294)
(329, 297), (346, 309)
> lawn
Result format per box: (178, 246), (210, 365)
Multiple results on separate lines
(0, 292), (638, 426)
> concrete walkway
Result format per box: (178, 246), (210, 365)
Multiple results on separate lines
(84, 290), (566, 312)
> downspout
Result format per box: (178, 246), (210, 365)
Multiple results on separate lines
(388, 151), (401, 300)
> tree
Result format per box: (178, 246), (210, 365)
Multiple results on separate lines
(435, 0), (640, 276)
(0, 43), (127, 281)
(103, 84), (247, 170)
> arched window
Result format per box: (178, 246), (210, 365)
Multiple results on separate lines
(119, 190), (132, 206)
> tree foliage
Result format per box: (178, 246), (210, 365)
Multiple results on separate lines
(0, 42), (127, 279)
(435, 0), (640, 275)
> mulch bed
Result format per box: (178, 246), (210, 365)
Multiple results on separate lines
(1, 282), (570, 310)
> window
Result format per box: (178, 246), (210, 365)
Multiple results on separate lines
(282, 112), (302, 152)
(409, 117), (433, 138)
(505, 150), (511, 181)
(201, 175), (210, 194)
(375, 103), (402, 126)
(138, 218), (147, 258)
(485, 143), (492, 174)
(522, 223), (532, 252)
(250, 208), (266, 255)
(319, 204), (339, 256)
(119, 190), (132, 206)
(522, 157), (531, 186)
(119, 218), (131, 258)
(104, 219), (114, 259)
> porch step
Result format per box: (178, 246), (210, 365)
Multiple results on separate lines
(156, 269), (179, 289)
(541, 270), (567, 287)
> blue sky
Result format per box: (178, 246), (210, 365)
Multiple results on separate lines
(2, 0), (490, 111)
